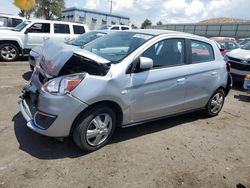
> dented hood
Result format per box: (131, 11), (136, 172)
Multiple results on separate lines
(39, 41), (110, 76)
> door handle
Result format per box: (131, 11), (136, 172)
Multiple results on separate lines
(211, 71), (218, 76)
(177, 78), (186, 83)
(43, 36), (50, 40)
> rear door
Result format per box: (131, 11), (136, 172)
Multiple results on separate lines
(52, 23), (72, 43)
(129, 38), (188, 122)
(183, 39), (219, 110)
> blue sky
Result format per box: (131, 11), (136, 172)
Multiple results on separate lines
(1, 0), (250, 25)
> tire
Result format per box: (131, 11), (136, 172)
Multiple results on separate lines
(204, 89), (225, 117)
(0, 43), (19, 61)
(73, 106), (116, 152)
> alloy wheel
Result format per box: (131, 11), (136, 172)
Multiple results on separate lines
(86, 113), (113, 146)
(210, 93), (224, 114)
(1, 46), (17, 61)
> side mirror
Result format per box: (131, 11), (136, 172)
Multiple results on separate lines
(220, 48), (225, 52)
(24, 28), (32, 34)
(139, 57), (153, 70)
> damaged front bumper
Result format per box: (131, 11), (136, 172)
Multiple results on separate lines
(18, 84), (89, 137)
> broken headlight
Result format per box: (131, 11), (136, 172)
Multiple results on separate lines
(42, 73), (85, 95)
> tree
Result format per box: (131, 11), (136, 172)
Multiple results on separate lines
(34, 0), (65, 20)
(18, 9), (33, 19)
(156, 21), (163, 26)
(131, 24), (138, 29)
(141, 19), (152, 29)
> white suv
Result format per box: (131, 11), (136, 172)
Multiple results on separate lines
(99, 25), (131, 31)
(0, 20), (89, 61)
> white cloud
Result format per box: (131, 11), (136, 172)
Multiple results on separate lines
(65, 0), (250, 25)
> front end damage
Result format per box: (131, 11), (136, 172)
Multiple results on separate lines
(18, 41), (110, 137)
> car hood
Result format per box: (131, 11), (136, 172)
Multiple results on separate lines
(226, 48), (250, 60)
(0, 29), (19, 33)
(39, 41), (110, 76)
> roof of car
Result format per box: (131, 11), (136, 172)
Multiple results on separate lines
(124, 29), (206, 40)
(29, 20), (87, 26)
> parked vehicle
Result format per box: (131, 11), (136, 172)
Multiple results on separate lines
(210, 37), (240, 56)
(19, 30), (232, 151)
(243, 74), (250, 94)
(225, 41), (250, 82)
(29, 30), (110, 70)
(99, 25), (131, 30)
(0, 14), (25, 29)
(0, 20), (89, 61)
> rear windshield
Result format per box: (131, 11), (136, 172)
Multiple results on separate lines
(83, 32), (153, 62)
(67, 31), (106, 47)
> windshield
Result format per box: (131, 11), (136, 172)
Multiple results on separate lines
(12, 21), (30, 31)
(83, 32), (153, 62)
(241, 41), (250, 50)
(67, 31), (106, 47)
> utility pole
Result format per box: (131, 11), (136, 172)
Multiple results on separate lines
(109, 0), (113, 14)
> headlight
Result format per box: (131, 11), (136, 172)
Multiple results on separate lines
(42, 73), (85, 95)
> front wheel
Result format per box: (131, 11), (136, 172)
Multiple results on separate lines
(73, 106), (116, 152)
(204, 89), (225, 117)
(0, 43), (19, 61)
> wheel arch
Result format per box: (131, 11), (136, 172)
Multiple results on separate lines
(0, 40), (22, 54)
(69, 100), (123, 136)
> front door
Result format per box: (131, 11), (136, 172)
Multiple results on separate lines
(23, 22), (51, 49)
(129, 38), (187, 123)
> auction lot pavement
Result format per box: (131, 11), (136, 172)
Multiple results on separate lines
(0, 60), (249, 188)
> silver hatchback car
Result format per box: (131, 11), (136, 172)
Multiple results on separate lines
(19, 30), (232, 151)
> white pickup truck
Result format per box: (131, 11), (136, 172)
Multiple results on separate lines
(0, 20), (89, 61)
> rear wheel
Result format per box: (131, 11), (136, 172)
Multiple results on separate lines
(204, 89), (225, 117)
(73, 106), (116, 152)
(0, 43), (19, 61)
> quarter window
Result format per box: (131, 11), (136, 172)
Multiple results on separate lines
(142, 38), (185, 68)
(29, 23), (50, 33)
(191, 40), (214, 63)
(73, 25), (85, 34)
(54, 24), (70, 34)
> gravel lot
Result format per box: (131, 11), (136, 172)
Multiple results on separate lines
(0, 61), (250, 188)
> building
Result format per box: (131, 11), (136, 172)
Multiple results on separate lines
(61, 7), (130, 30)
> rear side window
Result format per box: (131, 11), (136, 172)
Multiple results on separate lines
(73, 25), (85, 34)
(54, 24), (70, 34)
(191, 40), (214, 63)
(121, 26), (129, 30)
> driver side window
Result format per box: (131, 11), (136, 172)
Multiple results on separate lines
(29, 23), (50, 33)
(142, 38), (185, 68)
